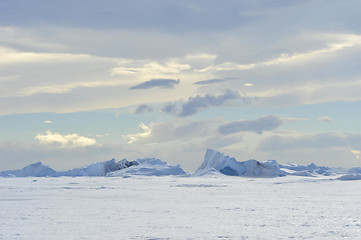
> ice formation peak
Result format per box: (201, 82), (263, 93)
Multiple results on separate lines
(195, 149), (284, 177)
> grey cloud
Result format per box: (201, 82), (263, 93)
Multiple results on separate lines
(218, 115), (283, 135)
(162, 104), (177, 114)
(178, 89), (241, 117)
(130, 79), (180, 90)
(134, 104), (153, 114)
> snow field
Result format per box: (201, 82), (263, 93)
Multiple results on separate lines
(1, 176), (361, 239)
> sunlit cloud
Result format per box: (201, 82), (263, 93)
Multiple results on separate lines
(196, 33), (361, 73)
(351, 149), (361, 159)
(126, 123), (151, 143)
(35, 130), (97, 148)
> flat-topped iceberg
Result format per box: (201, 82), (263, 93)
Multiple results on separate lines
(107, 158), (187, 177)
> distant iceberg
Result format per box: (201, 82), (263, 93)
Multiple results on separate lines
(0, 162), (56, 177)
(194, 149), (286, 177)
(53, 159), (139, 177)
(107, 158), (187, 177)
(2, 149), (361, 180)
(0, 158), (187, 177)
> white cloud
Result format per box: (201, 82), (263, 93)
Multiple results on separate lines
(126, 123), (151, 144)
(35, 131), (97, 148)
(44, 120), (53, 124)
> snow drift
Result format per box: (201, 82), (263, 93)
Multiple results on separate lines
(195, 149), (285, 177)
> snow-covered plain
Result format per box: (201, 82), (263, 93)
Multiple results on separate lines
(1, 176), (361, 240)
(2, 149), (361, 239)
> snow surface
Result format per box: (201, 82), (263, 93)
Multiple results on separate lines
(1, 176), (361, 239)
(2, 149), (361, 239)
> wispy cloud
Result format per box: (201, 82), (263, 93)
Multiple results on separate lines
(130, 79), (180, 90)
(35, 131), (96, 148)
(194, 78), (236, 85)
(318, 116), (333, 122)
(218, 115), (283, 135)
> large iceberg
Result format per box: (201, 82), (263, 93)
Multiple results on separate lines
(194, 149), (286, 177)
(107, 158), (187, 177)
(54, 159), (139, 177)
(0, 162), (56, 177)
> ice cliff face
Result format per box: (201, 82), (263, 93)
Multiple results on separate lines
(195, 149), (285, 177)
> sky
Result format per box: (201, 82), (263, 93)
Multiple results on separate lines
(1, 0), (361, 172)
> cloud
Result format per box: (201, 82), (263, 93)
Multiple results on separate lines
(194, 78), (236, 85)
(218, 115), (283, 135)
(44, 120), (53, 124)
(126, 123), (151, 143)
(35, 130), (96, 148)
(125, 119), (224, 144)
(162, 104), (177, 114)
(318, 116), (333, 122)
(134, 104), (153, 114)
(177, 89), (242, 117)
(130, 79), (180, 90)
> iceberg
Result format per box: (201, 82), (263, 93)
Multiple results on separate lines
(54, 159), (139, 177)
(280, 163), (334, 177)
(106, 158), (187, 177)
(194, 149), (285, 177)
(0, 158), (186, 177)
(0, 162), (56, 177)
